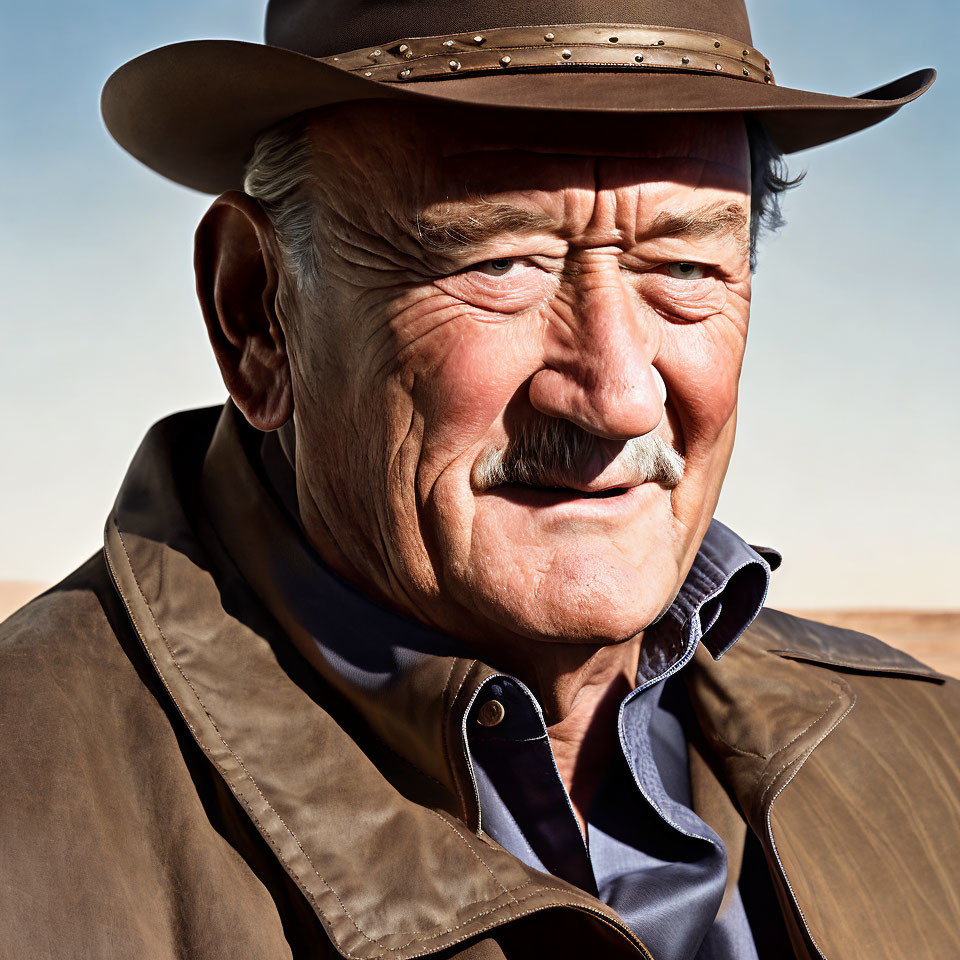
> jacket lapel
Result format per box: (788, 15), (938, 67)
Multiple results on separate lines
(685, 631), (856, 831)
(687, 606), (955, 960)
(685, 628), (856, 959)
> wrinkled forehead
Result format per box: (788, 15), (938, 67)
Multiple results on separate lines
(421, 116), (750, 233)
(439, 109), (748, 192)
(305, 102), (749, 214)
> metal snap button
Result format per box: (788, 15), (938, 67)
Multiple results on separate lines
(476, 699), (506, 727)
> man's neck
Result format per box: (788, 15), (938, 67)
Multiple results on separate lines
(521, 639), (642, 834)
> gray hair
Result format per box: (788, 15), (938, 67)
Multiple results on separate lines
(243, 112), (802, 299)
(243, 119), (323, 297)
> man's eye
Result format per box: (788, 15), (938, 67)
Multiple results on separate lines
(474, 258), (516, 277)
(665, 262), (706, 280)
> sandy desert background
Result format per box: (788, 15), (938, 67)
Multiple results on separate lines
(2, 580), (956, 679)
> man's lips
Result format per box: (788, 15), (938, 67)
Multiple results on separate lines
(490, 472), (644, 495)
(484, 481), (637, 507)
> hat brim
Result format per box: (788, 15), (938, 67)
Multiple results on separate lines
(101, 39), (935, 194)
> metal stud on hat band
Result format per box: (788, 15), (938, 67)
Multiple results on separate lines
(322, 23), (775, 86)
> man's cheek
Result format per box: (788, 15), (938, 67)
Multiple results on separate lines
(416, 324), (537, 428)
(659, 322), (745, 438)
(359, 290), (463, 384)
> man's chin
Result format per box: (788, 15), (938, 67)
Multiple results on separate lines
(453, 556), (679, 651)
(426, 486), (684, 650)
(509, 604), (666, 648)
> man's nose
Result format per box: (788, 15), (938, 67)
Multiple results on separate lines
(528, 272), (666, 440)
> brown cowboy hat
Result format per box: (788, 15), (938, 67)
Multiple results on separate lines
(101, 0), (935, 195)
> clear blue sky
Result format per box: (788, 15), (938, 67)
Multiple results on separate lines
(1, 0), (958, 608)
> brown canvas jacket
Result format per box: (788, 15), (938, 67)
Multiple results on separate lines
(2, 404), (959, 960)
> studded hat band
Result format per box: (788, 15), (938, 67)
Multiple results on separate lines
(320, 23), (775, 86)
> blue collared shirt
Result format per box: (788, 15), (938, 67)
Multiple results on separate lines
(461, 520), (773, 960)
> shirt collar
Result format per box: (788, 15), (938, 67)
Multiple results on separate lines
(635, 520), (771, 685)
(674, 519), (771, 658)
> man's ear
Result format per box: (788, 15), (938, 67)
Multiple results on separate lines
(194, 191), (293, 431)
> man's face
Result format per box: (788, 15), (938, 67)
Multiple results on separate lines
(280, 104), (752, 651)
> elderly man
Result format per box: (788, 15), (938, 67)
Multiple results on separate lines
(2, 1), (957, 959)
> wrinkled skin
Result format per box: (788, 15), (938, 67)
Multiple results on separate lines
(196, 102), (752, 815)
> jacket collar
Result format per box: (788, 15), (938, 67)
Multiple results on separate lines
(199, 404), (482, 808)
(683, 601), (941, 835)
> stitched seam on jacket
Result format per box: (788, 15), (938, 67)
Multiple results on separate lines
(757, 685), (845, 801)
(710, 732), (765, 759)
(764, 682), (857, 960)
(770, 649), (941, 680)
(368, 884), (646, 956)
(443, 658), (477, 823)
(112, 528), (383, 950)
(358, 884), (536, 953)
(105, 543), (352, 947)
(710, 692), (841, 765)
(430, 810), (517, 903)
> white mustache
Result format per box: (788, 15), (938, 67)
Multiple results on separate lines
(472, 421), (685, 493)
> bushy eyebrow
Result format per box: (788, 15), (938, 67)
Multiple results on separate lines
(643, 201), (750, 258)
(415, 202), (559, 258)
(413, 198), (750, 260)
